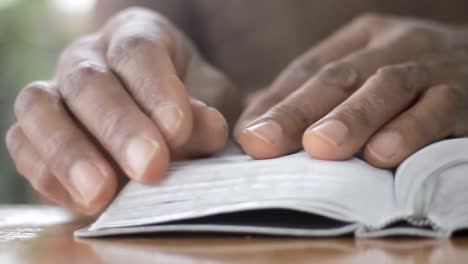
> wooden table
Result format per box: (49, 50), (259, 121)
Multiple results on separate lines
(1, 205), (468, 263)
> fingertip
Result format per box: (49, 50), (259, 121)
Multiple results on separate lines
(153, 102), (193, 149)
(67, 160), (116, 213)
(125, 135), (170, 184)
(204, 107), (229, 152)
(139, 147), (170, 185)
(362, 148), (400, 169)
(363, 130), (405, 169)
(137, 151), (170, 185)
(68, 165), (116, 216)
(237, 121), (284, 159)
(89, 162), (118, 212)
(302, 126), (353, 161)
(172, 103), (229, 159)
(303, 131), (341, 160)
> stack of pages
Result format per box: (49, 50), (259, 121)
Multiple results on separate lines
(76, 138), (468, 238)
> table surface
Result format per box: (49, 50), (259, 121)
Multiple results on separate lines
(1, 205), (468, 264)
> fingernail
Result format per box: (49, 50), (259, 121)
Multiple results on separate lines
(306, 120), (349, 146)
(244, 121), (282, 145)
(126, 136), (160, 180)
(234, 119), (252, 140)
(70, 161), (105, 206)
(154, 104), (184, 136)
(368, 131), (402, 162)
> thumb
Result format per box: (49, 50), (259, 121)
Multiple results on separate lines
(183, 51), (241, 127)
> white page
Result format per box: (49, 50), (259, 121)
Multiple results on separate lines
(427, 162), (468, 230)
(394, 138), (468, 223)
(90, 146), (396, 231)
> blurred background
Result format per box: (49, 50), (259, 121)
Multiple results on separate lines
(0, 0), (96, 203)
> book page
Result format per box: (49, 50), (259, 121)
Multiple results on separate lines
(427, 162), (468, 230)
(394, 138), (468, 229)
(90, 145), (396, 231)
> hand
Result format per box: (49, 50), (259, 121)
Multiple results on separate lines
(236, 14), (468, 168)
(5, 8), (237, 215)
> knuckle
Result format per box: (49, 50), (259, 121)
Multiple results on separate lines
(375, 65), (400, 78)
(106, 8), (174, 69)
(374, 66), (404, 87)
(331, 99), (376, 128)
(55, 34), (102, 76)
(269, 102), (311, 131)
(318, 63), (359, 93)
(107, 33), (168, 67)
(117, 34), (160, 52)
(375, 63), (429, 95)
(286, 57), (322, 80)
(397, 62), (429, 86)
(60, 61), (108, 99)
(15, 82), (55, 117)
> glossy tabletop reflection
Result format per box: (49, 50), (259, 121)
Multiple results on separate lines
(1, 205), (468, 264)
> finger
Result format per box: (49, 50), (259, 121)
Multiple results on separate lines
(234, 13), (387, 137)
(303, 62), (433, 161)
(6, 125), (92, 215)
(172, 98), (228, 159)
(5, 124), (75, 209)
(304, 53), (467, 162)
(364, 83), (468, 168)
(239, 28), (441, 159)
(57, 55), (170, 184)
(14, 82), (117, 213)
(105, 10), (192, 148)
(183, 52), (241, 128)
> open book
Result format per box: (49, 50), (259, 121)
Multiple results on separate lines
(76, 138), (468, 238)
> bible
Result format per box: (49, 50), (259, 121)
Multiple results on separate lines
(76, 138), (468, 238)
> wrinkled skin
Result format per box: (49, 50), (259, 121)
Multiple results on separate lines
(6, 8), (236, 214)
(5, 3), (468, 215)
(236, 15), (468, 168)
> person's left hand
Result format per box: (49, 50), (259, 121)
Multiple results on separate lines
(235, 14), (468, 168)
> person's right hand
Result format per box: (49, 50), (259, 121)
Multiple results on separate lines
(5, 8), (237, 215)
